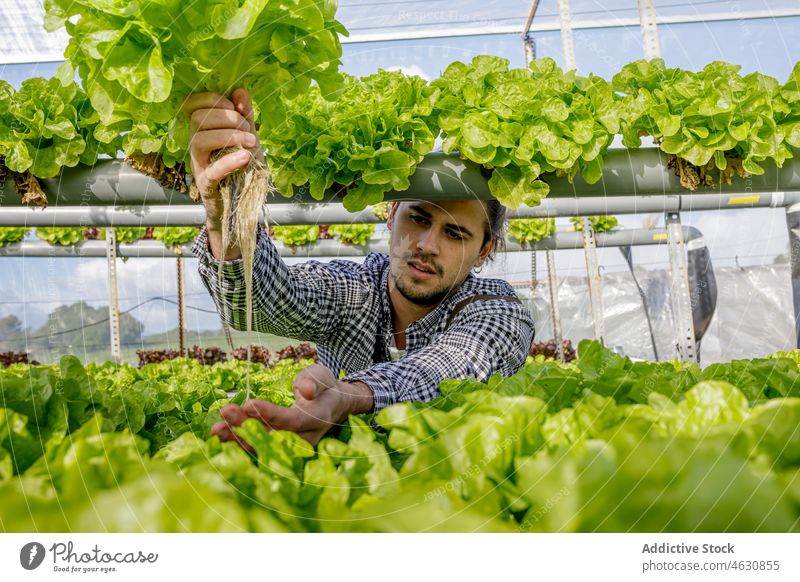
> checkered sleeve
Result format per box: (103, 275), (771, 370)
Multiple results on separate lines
(344, 305), (534, 411)
(193, 226), (368, 342)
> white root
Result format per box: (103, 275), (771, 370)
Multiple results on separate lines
(212, 146), (275, 399)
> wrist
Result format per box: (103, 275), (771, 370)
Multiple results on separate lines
(335, 380), (374, 421)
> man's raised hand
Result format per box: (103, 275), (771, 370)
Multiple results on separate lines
(181, 88), (262, 258)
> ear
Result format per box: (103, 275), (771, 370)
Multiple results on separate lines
(474, 240), (494, 269)
(387, 201), (400, 230)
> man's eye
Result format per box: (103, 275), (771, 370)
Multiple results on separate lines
(410, 215), (427, 224)
(447, 230), (464, 241)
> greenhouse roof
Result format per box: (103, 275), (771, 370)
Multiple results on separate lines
(3, 0), (799, 64)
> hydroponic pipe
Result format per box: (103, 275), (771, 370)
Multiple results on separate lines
(0, 227), (701, 258)
(3, 191), (798, 227)
(1, 148), (798, 206)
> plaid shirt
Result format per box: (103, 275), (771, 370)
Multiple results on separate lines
(194, 227), (535, 411)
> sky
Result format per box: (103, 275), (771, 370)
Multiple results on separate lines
(0, 1), (799, 348)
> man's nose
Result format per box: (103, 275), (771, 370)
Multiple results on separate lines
(416, 228), (440, 255)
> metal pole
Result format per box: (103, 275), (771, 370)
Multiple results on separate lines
(557, 0), (577, 70)
(546, 249), (565, 362)
(786, 204), (800, 347)
(636, 0), (663, 235)
(521, 0), (539, 64)
(528, 250), (538, 317)
(105, 227), (122, 363)
(523, 33), (536, 64)
(665, 212), (697, 362)
(580, 218), (606, 342)
(637, 0), (662, 59)
(176, 256), (186, 357)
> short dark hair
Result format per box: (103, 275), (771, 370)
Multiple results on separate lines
(481, 199), (507, 262)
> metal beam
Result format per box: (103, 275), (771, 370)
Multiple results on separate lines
(337, 9), (800, 44)
(0, 227), (704, 258)
(557, 0), (577, 70)
(2, 191), (798, 226)
(665, 212), (697, 363)
(638, 0), (662, 60)
(105, 227), (122, 363)
(580, 218), (605, 342)
(546, 249), (565, 362)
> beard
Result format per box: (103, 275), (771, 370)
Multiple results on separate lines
(389, 247), (466, 306)
(391, 271), (454, 306)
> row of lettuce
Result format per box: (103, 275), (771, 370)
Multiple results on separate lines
(2, 55), (799, 212)
(4, 339), (567, 370)
(0, 224), (377, 249)
(2, 340), (800, 532)
(0, 215), (619, 251)
(0, 224), (367, 249)
(135, 343), (317, 367)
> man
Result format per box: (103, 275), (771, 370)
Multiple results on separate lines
(184, 89), (535, 446)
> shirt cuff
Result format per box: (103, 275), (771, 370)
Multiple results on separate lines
(343, 368), (396, 412)
(193, 225), (248, 278)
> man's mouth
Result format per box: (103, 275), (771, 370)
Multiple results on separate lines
(407, 259), (437, 277)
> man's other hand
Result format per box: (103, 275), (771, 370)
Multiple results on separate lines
(211, 364), (374, 448)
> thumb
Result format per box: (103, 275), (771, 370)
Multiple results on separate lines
(293, 365), (334, 401)
(294, 377), (322, 401)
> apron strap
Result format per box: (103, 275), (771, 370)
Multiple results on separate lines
(443, 294), (523, 331)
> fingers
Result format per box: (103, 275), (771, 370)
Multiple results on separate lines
(190, 129), (257, 164)
(213, 404), (255, 453)
(181, 92), (235, 118)
(241, 399), (302, 433)
(204, 149), (252, 183)
(190, 108), (251, 133)
(232, 88), (257, 135)
(211, 420), (250, 449)
(220, 403), (249, 426)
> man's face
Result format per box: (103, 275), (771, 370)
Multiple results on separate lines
(387, 200), (493, 307)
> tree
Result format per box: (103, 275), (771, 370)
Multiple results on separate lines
(0, 314), (24, 350)
(0, 314), (22, 335)
(29, 302), (144, 358)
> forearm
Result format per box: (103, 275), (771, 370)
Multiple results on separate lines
(205, 219), (241, 261)
(194, 226), (351, 340)
(195, 226), (295, 334)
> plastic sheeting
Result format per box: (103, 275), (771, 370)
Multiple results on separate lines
(516, 263), (795, 364)
(0, 0), (68, 64)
